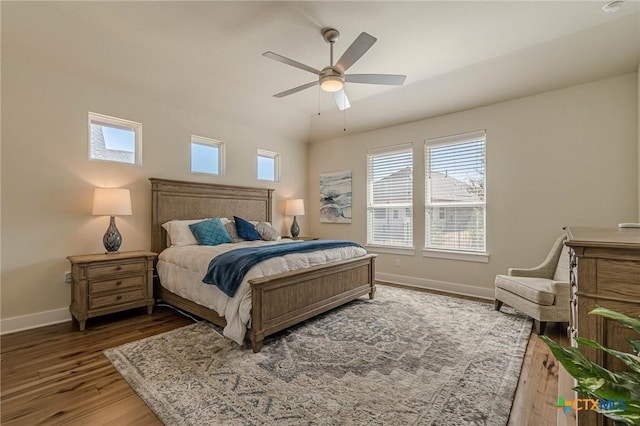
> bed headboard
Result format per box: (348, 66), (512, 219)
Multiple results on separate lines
(150, 178), (274, 254)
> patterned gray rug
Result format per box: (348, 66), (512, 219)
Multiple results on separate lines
(104, 286), (531, 425)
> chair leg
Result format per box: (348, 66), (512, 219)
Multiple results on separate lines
(534, 320), (547, 335)
(494, 300), (503, 311)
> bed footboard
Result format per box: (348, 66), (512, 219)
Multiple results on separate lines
(247, 254), (376, 352)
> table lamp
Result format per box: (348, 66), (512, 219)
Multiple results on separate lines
(92, 188), (132, 253)
(285, 199), (305, 238)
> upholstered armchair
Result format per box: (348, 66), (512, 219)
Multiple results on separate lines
(494, 234), (570, 335)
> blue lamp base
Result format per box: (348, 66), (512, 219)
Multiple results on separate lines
(290, 216), (300, 238)
(103, 216), (122, 254)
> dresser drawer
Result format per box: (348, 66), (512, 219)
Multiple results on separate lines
(90, 288), (145, 310)
(597, 259), (640, 299)
(87, 261), (146, 278)
(90, 275), (144, 293)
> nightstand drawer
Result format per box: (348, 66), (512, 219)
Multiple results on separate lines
(87, 261), (146, 278)
(90, 275), (144, 293)
(90, 288), (145, 309)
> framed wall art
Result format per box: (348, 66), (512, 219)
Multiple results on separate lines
(320, 170), (352, 223)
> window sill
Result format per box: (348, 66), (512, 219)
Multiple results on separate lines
(365, 245), (415, 256)
(422, 249), (489, 263)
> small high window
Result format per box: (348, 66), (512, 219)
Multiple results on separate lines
(257, 149), (280, 182)
(88, 112), (141, 165)
(191, 135), (225, 176)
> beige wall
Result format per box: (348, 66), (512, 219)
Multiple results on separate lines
(1, 60), (309, 324)
(308, 73), (638, 296)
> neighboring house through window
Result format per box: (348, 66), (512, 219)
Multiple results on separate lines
(366, 143), (413, 249)
(191, 135), (225, 176)
(424, 130), (487, 260)
(88, 112), (141, 165)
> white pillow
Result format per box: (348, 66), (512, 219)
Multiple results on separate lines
(162, 219), (207, 247)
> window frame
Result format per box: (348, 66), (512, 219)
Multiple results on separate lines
(88, 112), (142, 165)
(423, 130), (488, 263)
(190, 135), (225, 176)
(257, 149), (280, 182)
(366, 143), (414, 252)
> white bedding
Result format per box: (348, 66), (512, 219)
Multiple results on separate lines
(157, 239), (367, 345)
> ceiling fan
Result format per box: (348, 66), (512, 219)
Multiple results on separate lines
(263, 28), (406, 111)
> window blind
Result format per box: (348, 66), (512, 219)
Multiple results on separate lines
(425, 132), (486, 253)
(367, 144), (413, 247)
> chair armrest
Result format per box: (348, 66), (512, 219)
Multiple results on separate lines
(508, 267), (551, 278)
(550, 280), (570, 297)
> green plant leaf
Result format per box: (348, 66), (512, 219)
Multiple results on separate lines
(576, 338), (640, 374)
(589, 307), (640, 334)
(629, 339), (640, 356)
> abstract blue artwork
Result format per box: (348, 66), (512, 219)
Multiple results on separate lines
(320, 170), (352, 223)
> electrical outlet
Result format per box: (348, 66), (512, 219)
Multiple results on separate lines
(395, 259), (401, 267)
(64, 271), (72, 283)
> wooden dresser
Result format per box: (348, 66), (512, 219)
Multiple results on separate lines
(564, 226), (640, 426)
(67, 250), (157, 331)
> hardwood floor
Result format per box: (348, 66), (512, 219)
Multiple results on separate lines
(1, 293), (569, 425)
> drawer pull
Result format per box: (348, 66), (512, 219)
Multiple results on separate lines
(116, 281), (122, 285)
(116, 295), (122, 300)
(115, 266), (122, 271)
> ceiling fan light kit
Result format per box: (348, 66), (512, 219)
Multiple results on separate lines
(320, 73), (344, 93)
(263, 27), (406, 110)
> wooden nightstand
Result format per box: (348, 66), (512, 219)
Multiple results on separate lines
(67, 250), (157, 331)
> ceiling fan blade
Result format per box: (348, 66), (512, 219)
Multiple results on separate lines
(345, 74), (407, 85)
(262, 51), (322, 75)
(333, 90), (351, 111)
(273, 81), (319, 98)
(335, 32), (377, 73)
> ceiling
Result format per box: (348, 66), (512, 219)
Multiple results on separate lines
(3, 1), (639, 142)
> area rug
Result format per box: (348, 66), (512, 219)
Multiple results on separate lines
(104, 286), (532, 425)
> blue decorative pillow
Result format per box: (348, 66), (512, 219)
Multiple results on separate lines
(189, 217), (232, 246)
(233, 216), (261, 241)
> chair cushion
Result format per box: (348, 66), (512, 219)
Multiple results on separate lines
(495, 275), (556, 306)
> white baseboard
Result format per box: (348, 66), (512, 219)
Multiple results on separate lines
(0, 308), (71, 335)
(376, 272), (494, 301)
(0, 274), (493, 335)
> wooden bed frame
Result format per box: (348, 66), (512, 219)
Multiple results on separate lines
(150, 178), (376, 352)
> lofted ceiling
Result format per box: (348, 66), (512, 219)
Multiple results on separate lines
(3, 1), (639, 143)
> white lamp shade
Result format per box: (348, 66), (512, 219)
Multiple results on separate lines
(285, 199), (305, 216)
(92, 188), (132, 216)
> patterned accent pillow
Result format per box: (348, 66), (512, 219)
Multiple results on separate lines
(224, 221), (245, 243)
(233, 216), (261, 241)
(189, 217), (232, 246)
(256, 222), (280, 241)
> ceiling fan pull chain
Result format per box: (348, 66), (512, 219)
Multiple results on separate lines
(343, 101), (347, 132)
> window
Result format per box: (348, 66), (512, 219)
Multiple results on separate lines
(88, 112), (141, 164)
(191, 135), (225, 176)
(425, 130), (486, 255)
(367, 143), (413, 248)
(257, 149), (280, 182)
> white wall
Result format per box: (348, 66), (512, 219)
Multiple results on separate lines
(308, 73), (638, 298)
(1, 59), (310, 329)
